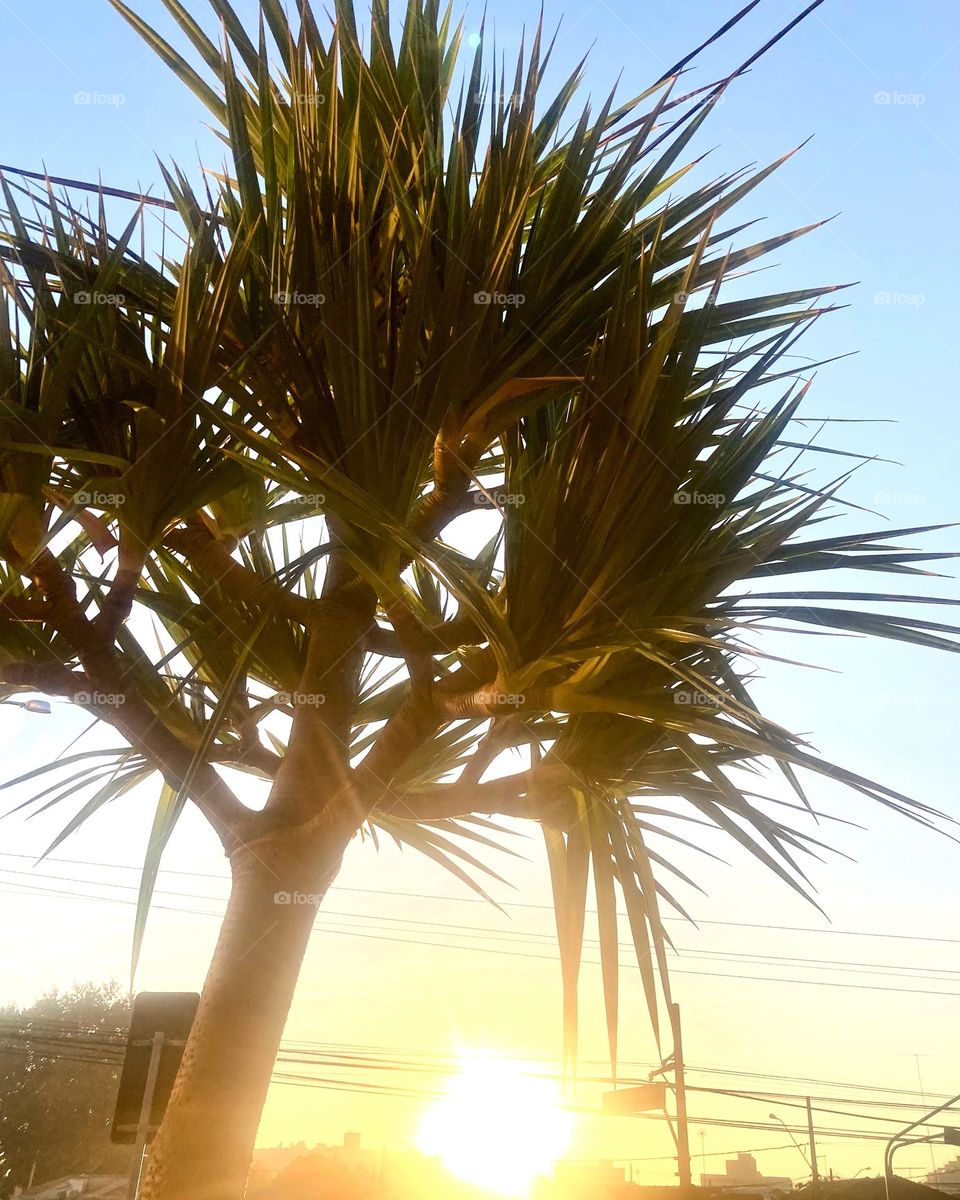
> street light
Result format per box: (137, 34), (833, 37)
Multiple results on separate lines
(0, 698), (51, 714)
(769, 1112), (812, 1173)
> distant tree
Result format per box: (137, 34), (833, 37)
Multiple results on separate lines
(0, 983), (133, 1196)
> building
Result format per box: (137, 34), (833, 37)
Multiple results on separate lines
(925, 1156), (960, 1194)
(701, 1152), (793, 1197)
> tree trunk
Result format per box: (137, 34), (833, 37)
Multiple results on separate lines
(137, 833), (344, 1200)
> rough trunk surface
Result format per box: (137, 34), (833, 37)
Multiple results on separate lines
(137, 836), (342, 1200)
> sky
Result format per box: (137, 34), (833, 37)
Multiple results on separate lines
(1, 0), (959, 1190)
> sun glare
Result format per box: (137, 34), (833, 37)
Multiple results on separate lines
(416, 1051), (574, 1197)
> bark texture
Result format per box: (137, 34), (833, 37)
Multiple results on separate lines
(137, 835), (344, 1200)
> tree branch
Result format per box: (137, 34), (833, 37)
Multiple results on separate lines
(0, 660), (90, 697)
(438, 684), (550, 721)
(377, 765), (578, 828)
(94, 536), (147, 642)
(407, 431), (487, 546)
(17, 547), (251, 849)
(0, 595), (51, 622)
(258, 568), (377, 829)
(366, 611), (483, 657)
(163, 524), (316, 624)
(211, 740), (283, 777)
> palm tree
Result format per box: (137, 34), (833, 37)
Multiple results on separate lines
(0, 1), (956, 1197)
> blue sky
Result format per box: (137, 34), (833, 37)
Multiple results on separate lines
(1, 0), (959, 1186)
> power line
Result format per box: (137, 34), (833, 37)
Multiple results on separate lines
(686, 1087), (932, 1129)
(3, 866), (956, 983)
(2, 850), (958, 945)
(2, 1020), (956, 1147)
(686, 1064), (955, 1103)
(5, 878), (960, 1001)
(3, 867), (956, 977)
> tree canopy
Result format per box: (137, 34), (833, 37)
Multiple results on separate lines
(1, 0), (956, 1093)
(0, 983), (132, 1197)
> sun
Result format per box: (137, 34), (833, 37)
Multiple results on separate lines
(416, 1051), (575, 1197)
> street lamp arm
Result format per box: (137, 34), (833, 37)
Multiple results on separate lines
(769, 1113), (812, 1172)
(890, 1092), (960, 1147)
(884, 1092), (960, 1200)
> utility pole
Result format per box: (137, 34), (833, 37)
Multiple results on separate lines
(671, 1003), (692, 1192)
(806, 1097), (820, 1188)
(604, 1004), (692, 1190)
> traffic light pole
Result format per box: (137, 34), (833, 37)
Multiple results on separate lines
(127, 1032), (165, 1200)
(884, 1092), (960, 1200)
(670, 1003), (692, 1192)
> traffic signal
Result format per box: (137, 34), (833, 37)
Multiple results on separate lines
(111, 992), (199, 1144)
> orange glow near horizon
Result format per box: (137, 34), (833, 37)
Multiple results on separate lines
(415, 1051), (575, 1197)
